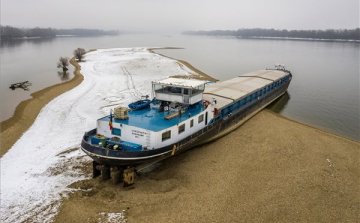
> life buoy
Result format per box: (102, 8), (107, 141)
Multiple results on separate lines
(203, 100), (211, 108)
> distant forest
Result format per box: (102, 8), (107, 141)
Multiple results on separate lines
(0, 25), (120, 40)
(182, 28), (360, 41)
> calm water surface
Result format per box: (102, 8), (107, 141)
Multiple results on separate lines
(1, 34), (359, 141)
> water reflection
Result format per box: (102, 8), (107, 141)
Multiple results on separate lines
(0, 37), (55, 49)
(57, 71), (70, 81)
(267, 92), (291, 113)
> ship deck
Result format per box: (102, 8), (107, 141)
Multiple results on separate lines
(99, 102), (204, 132)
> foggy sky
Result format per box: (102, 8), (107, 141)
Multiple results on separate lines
(1, 0), (359, 33)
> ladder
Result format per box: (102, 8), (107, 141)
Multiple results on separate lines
(145, 130), (151, 149)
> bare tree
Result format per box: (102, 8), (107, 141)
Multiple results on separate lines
(57, 57), (69, 71)
(73, 48), (86, 61)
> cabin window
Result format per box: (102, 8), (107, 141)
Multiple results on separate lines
(184, 88), (189, 95)
(192, 85), (205, 94)
(162, 130), (171, 141)
(154, 84), (163, 92)
(178, 124), (185, 134)
(112, 128), (121, 136)
(190, 119), (194, 127)
(164, 86), (182, 94)
(198, 114), (204, 123)
(172, 87), (182, 94)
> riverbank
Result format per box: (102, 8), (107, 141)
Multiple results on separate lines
(0, 47), (218, 223)
(149, 48), (218, 82)
(54, 109), (359, 223)
(0, 56), (85, 157)
(1, 47), (358, 222)
(0, 48), (214, 158)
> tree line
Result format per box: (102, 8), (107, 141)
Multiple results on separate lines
(1, 25), (120, 40)
(182, 28), (360, 41)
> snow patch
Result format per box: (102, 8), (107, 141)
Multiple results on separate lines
(1, 48), (194, 222)
(98, 211), (127, 223)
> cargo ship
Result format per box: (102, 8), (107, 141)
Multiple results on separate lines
(81, 65), (292, 185)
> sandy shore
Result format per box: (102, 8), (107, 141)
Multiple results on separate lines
(148, 48), (218, 82)
(1, 47), (219, 223)
(0, 48), (211, 158)
(54, 109), (359, 223)
(1, 48), (358, 222)
(0, 56), (84, 157)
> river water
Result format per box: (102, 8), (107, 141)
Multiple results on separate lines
(1, 34), (359, 141)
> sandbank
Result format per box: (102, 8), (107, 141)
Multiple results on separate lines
(148, 48), (218, 82)
(55, 109), (359, 223)
(1, 47), (358, 223)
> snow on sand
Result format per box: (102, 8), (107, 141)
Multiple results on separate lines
(1, 48), (196, 222)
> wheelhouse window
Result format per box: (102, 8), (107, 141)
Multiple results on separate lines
(164, 86), (182, 94)
(190, 119), (194, 127)
(178, 124), (185, 134)
(192, 84), (205, 95)
(162, 130), (171, 141)
(198, 114), (204, 123)
(112, 128), (121, 136)
(184, 88), (189, 95)
(154, 84), (163, 91)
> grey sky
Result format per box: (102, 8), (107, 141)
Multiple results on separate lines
(1, 0), (359, 32)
